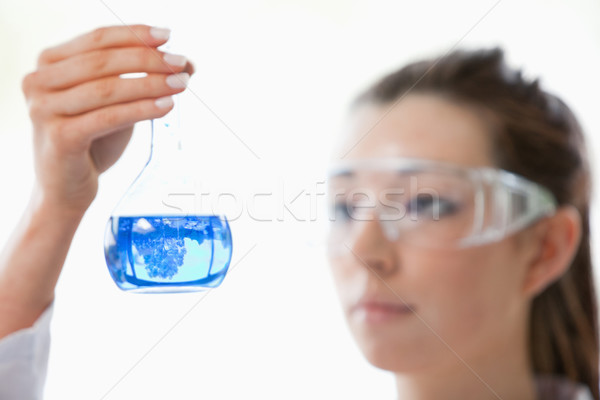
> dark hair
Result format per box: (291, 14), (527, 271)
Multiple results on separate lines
(353, 48), (599, 398)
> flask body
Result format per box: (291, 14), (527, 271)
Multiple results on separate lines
(105, 214), (232, 293)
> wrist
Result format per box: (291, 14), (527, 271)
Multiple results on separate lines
(29, 183), (90, 222)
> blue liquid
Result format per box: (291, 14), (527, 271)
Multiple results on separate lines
(104, 215), (232, 292)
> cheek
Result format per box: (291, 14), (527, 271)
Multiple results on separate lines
(412, 245), (525, 352)
(327, 253), (357, 303)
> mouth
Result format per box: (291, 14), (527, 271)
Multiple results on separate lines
(350, 300), (415, 324)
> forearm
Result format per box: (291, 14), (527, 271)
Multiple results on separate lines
(0, 187), (85, 339)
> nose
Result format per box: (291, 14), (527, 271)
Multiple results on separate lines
(346, 218), (399, 277)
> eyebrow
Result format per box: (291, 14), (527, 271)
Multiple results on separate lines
(331, 170), (354, 178)
(329, 167), (423, 179)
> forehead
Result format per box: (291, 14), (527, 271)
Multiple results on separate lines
(328, 159), (473, 191)
(337, 93), (495, 169)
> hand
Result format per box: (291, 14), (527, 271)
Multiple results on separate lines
(21, 24), (195, 215)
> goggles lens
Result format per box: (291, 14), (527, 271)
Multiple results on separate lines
(327, 158), (557, 249)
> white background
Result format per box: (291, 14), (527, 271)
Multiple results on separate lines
(0, 0), (599, 399)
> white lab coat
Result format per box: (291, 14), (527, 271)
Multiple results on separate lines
(0, 304), (52, 400)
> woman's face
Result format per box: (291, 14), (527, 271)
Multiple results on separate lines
(328, 94), (533, 373)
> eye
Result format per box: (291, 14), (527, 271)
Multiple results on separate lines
(332, 202), (354, 222)
(407, 194), (460, 219)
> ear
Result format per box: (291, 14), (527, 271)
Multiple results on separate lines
(521, 206), (582, 298)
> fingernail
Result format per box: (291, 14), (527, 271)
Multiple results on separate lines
(166, 73), (190, 89)
(163, 53), (187, 67)
(150, 27), (171, 40)
(155, 96), (174, 108)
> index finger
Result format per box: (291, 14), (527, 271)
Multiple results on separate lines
(37, 24), (170, 67)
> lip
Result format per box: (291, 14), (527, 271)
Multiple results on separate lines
(351, 297), (415, 324)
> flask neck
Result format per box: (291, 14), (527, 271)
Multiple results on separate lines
(150, 120), (184, 160)
(149, 97), (185, 161)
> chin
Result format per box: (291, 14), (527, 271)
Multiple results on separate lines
(361, 340), (427, 373)
(351, 329), (433, 373)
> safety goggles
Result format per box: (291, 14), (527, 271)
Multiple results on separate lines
(327, 157), (557, 249)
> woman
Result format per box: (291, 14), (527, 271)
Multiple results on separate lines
(0, 25), (597, 399)
(326, 48), (598, 399)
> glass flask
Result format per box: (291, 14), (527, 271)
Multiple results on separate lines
(103, 96), (233, 293)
